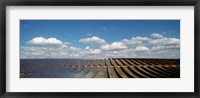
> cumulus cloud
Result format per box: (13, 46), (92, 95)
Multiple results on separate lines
(151, 33), (164, 38)
(63, 42), (71, 45)
(21, 36), (80, 58)
(133, 36), (150, 41)
(21, 46), (69, 58)
(135, 46), (150, 51)
(106, 53), (128, 58)
(105, 50), (131, 58)
(155, 50), (180, 58)
(80, 46), (101, 55)
(69, 47), (80, 51)
(90, 49), (101, 55)
(151, 45), (180, 51)
(85, 46), (90, 50)
(27, 37), (63, 45)
(79, 36), (106, 45)
(122, 36), (150, 45)
(101, 42), (127, 51)
(149, 38), (180, 45)
(22, 32), (180, 59)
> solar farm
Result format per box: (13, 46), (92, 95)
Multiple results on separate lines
(20, 58), (180, 78)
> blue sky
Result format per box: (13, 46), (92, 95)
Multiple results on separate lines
(20, 20), (180, 59)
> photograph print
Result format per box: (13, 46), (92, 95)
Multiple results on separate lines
(20, 20), (180, 78)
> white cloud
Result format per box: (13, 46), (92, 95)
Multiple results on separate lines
(90, 49), (101, 55)
(21, 46), (69, 58)
(106, 53), (128, 58)
(22, 33), (180, 59)
(156, 50), (180, 58)
(151, 45), (180, 51)
(27, 37), (63, 45)
(133, 36), (150, 41)
(21, 41), (80, 58)
(135, 46), (150, 51)
(151, 33), (164, 38)
(69, 53), (80, 58)
(122, 36), (150, 45)
(80, 47), (101, 55)
(101, 42), (127, 51)
(85, 46), (90, 50)
(79, 36), (106, 45)
(69, 47), (80, 51)
(104, 50), (129, 58)
(63, 42), (71, 45)
(149, 38), (180, 45)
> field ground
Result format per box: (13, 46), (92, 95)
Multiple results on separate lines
(20, 58), (180, 78)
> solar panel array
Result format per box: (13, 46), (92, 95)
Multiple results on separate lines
(65, 58), (180, 78)
(20, 58), (180, 78)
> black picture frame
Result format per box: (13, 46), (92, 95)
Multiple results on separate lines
(0, 0), (199, 98)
